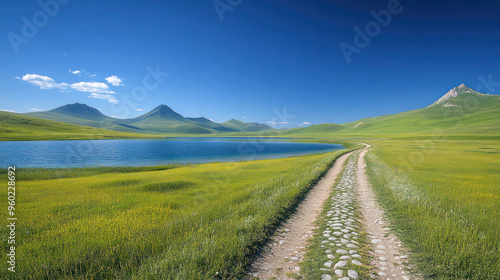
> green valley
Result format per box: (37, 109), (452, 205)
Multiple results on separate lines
(1, 84), (498, 279)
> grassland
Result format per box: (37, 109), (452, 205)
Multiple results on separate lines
(366, 139), (500, 279)
(0, 111), (156, 141)
(0, 146), (359, 279)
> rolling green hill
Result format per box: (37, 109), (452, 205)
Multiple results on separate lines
(284, 123), (344, 135)
(0, 111), (151, 141)
(26, 103), (272, 135)
(283, 84), (500, 139)
(221, 118), (273, 132)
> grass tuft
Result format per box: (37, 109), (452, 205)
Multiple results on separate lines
(141, 181), (196, 192)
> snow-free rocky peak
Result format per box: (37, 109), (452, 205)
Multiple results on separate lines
(429, 84), (482, 107)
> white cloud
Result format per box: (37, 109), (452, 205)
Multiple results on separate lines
(299, 122), (311, 126)
(71, 82), (115, 94)
(70, 69), (98, 78)
(136, 109), (144, 111)
(105, 75), (124, 86)
(20, 74), (69, 91)
(28, 108), (42, 111)
(88, 93), (118, 104)
(0, 109), (16, 113)
(18, 73), (120, 104)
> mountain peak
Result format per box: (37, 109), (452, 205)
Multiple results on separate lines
(49, 103), (107, 119)
(429, 84), (482, 107)
(224, 118), (247, 126)
(136, 104), (185, 121)
(154, 104), (174, 111)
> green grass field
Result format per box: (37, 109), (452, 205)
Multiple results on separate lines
(366, 139), (500, 279)
(0, 146), (358, 279)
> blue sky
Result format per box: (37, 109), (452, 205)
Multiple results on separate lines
(1, 0), (499, 127)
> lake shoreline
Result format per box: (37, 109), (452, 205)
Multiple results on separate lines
(0, 137), (346, 169)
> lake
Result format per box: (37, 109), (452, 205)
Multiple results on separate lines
(0, 137), (344, 168)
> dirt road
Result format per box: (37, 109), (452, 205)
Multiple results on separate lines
(248, 151), (355, 279)
(248, 145), (416, 279)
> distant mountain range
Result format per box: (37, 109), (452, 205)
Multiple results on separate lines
(26, 104), (273, 134)
(2, 83), (498, 140)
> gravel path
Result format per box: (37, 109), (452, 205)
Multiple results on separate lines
(355, 145), (414, 279)
(247, 151), (355, 279)
(319, 153), (365, 280)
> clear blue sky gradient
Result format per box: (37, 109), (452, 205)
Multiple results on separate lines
(1, 0), (499, 126)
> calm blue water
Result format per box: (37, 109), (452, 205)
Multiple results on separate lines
(0, 138), (344, 168)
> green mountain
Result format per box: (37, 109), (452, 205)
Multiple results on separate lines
(25, 103), (272, 135)
(120, 105), (210, 134)
(283, 84), (500, 138)
(127, 104), (186, 123)
(28, 103), (143, 133)
(0, 111), (148, 141)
